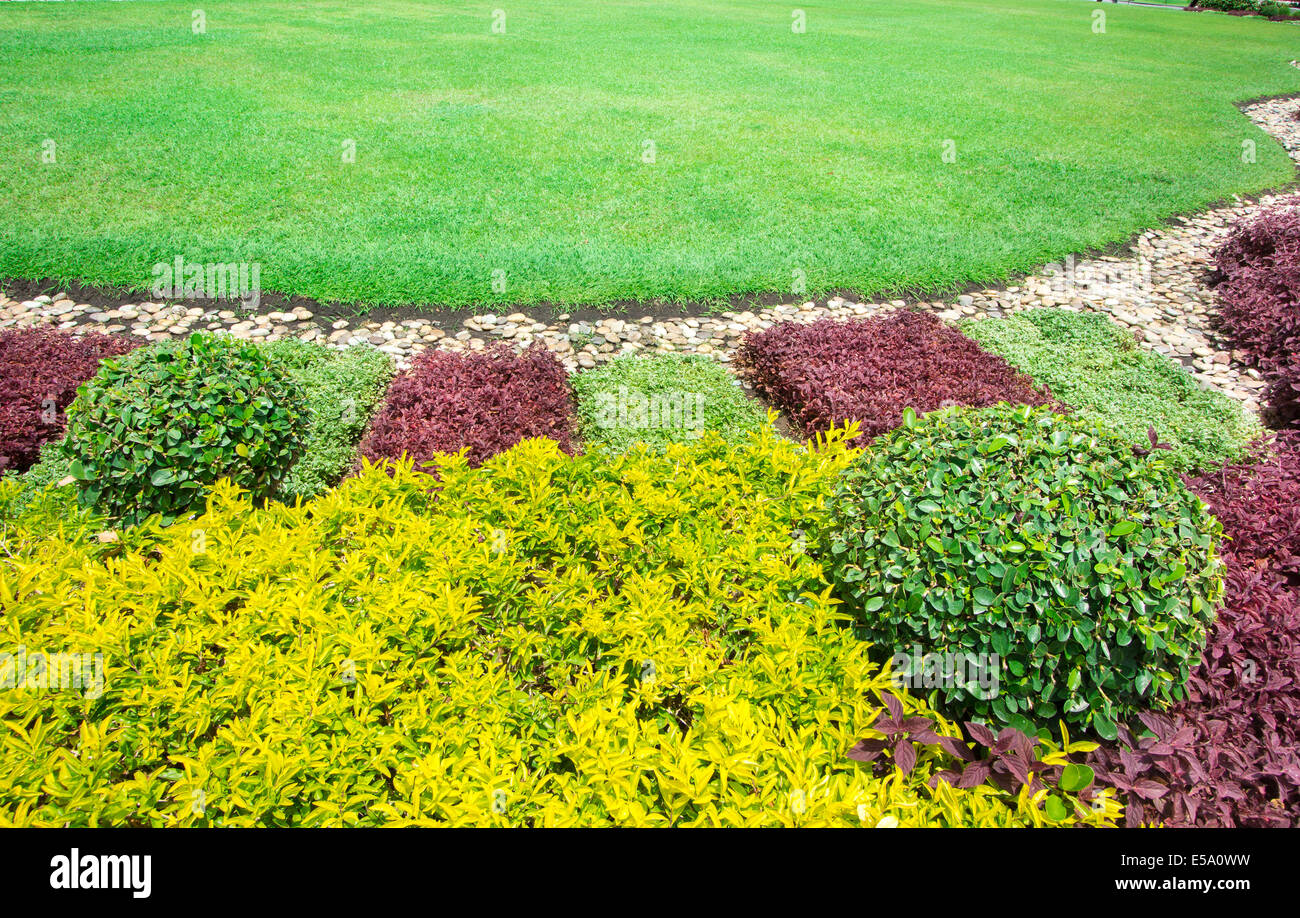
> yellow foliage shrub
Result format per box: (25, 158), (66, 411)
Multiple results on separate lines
(0, 424), (1120, 826)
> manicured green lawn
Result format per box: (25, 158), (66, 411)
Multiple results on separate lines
(0, 0), (1297, 310)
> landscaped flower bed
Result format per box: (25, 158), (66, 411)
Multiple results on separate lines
(736, 310), (1050, 440)
(0, 298), (1293, 827)
(0, 327), (135, 475)
(360, 344), (577, 470)
(962, 308), (1259, 473)
(4, 0), (1300, 844)
(0, 428), (1120, 827)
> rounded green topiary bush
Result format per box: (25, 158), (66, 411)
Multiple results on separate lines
(64, 333), (308, 525)
(825, 403), (1223, 739)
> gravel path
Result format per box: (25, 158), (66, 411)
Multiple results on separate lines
(4, 95), (1299, 417)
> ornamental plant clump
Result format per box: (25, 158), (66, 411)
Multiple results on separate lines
(1211, 206), (1300, 428)
(849, 698), (1106, 823)
(258, 340), (394, 500)
(63, 334), (308, 526)
(963, 308), (1259, 472)
(0, 441), (92, 539)
(571, 353), (764, 453)
(736, 310), (1050, 441)
(825, 403), (1223, 739)
(0, 426), (1121, 827)
(360, 343), (576, 469)
(1086, 558), (1300, 827)
(0, 327), (135, 475)
(1085, 434), (1300, 827)
(1188, 430), (1300, 581)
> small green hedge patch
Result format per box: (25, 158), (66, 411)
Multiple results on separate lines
(0, 441), (90, 539)
(962, 309), (1258, 473)
(825, 403), (1223, 739)
(571, 353), (764, 453)
(64, 334), (308, 525)
(259, 340), (394, 500)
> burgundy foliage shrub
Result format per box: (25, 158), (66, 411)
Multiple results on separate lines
(1188, 431), (1300, 582)
(849, 693), (1103, 813)
(1211, 207), (1300, 428)
(736, 310), (1051, 440)
(1087, 560), (1300, 827)
(1264, 360), (1300, 429)
(0, 327), (136, 474)
(1088, 435), (1300, 826)
(359, 344), (576, 469)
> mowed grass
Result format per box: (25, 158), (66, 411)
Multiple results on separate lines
(0, 0), (1297, 310)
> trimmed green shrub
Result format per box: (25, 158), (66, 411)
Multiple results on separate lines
(571, 353), (764, 453)
(64, 334), (308, 526)
(1193, 0), (1257, 10)
(259, 340), (393, 500)
(825, 403), (1223, 739)
(963, 309), (1258, 473)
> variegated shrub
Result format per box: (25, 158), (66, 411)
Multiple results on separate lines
(0, 425), (1118, 827)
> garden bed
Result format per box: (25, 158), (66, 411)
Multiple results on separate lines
(4, 20), (1300, 828)
(4, 195), (1299, 823)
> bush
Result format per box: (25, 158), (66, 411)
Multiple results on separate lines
(736, 310), (1050, 441)
(0, 327), (135, 475)
(825, 403), (1224, 739)
(571, 353), (764, 453)
(1078, 432), (1300, 826)
(1088, 558), (1300, 827)
(1192, 0), (1259, 11)
(360, 344), (576, 469)
(1257, 0), (1299, 17)
(963, 308), (1259, 472)
(1211, 207), (1300, 427)
(0, 426), (1120, 826)
(1188, 431), (1300, 581)
(63, 334), (308, 526)
(259, 340), (393, 500)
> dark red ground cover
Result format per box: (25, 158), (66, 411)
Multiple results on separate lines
(0, 326), (136, 474)
(1087, 432), (1300, 826)
(735, 309), (1051, 440)
(1211, 207), (1300, 428)
(1190, 432), (1300, 582)
(359, 343), (576, 469)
